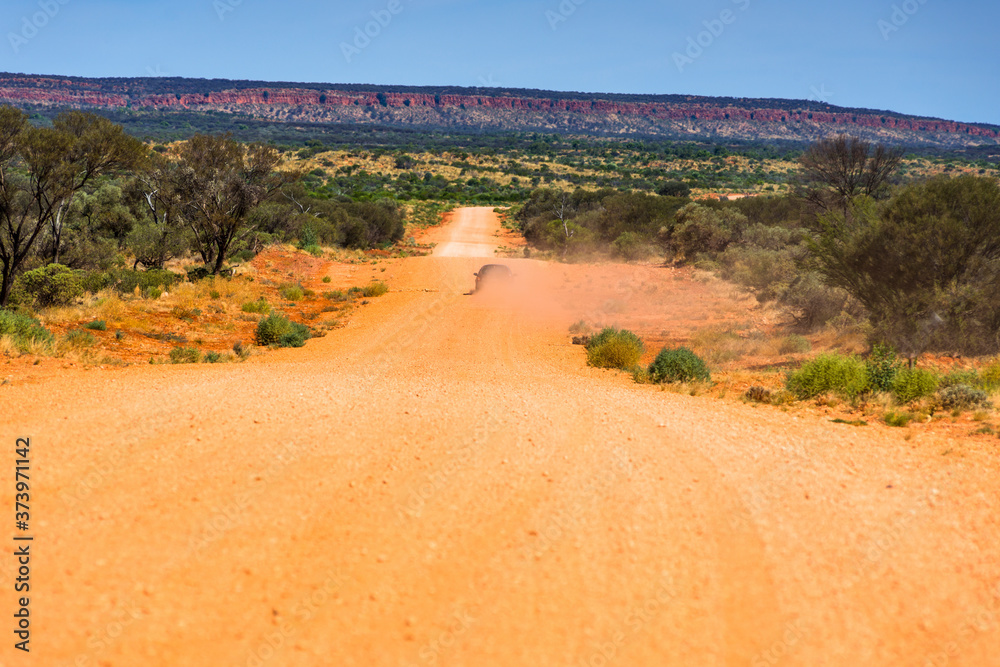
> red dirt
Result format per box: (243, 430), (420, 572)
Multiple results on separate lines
(2, 208), (999, 666)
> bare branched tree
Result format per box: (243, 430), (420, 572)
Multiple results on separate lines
(798, 134), (903, 217)
(552, 192), (574, 256)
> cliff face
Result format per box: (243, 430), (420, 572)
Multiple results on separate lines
(0, 73), (996, 148)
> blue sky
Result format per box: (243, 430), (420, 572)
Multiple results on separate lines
(2, 0), (997, 125)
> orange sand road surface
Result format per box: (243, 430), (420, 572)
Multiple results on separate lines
(2, 207), (999, 666)
(432, 207), (501, 258)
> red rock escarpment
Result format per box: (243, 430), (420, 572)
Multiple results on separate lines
(0, 75), (996, 145)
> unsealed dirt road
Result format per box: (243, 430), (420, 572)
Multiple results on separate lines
(3, 208), (999, 666)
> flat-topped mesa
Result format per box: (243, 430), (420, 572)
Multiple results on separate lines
(0, 74), (996, 145)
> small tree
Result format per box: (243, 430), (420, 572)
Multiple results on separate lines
(174, 134), (296, 274)
(656, 180), (691, 198)
(79, 183), (135, 250)
(0, 108), (145, 306)
(45, 112), (147, 264)
(666, 203), (747, 261)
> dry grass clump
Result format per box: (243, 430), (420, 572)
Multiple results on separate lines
(689, 326), (764, 365)
(0, 335), (18, 356)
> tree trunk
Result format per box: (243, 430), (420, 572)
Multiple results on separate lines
(212, 241), (228, 275)
(50, 200), (69, 265)
(156, 229), (167, 270)
(0, 271), (11, 308)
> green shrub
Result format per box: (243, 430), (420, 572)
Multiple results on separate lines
(832, 418), (869, 427)
(586, 327), (644, 370)
(255, 314), (311, 348)
(779, 273), (857, 332)
(64, 330), (96, 348)
(0, 310), (54, 351)
(324, 290), (350, 302)
(612, 232), (653, 262)
(304, 245), (323, 257)
(785, 354), (869, 400)
(171, 306), (201, 322)
(717, 246), (797, 303)
(278, 284), (305, 301)
(668, 204), (746, 260)
(84, 320), (107, 331)
(741, 223), (805, 251)
(981, 360), (1000, 392)
(17, 264), (83, 308)
(865, 344), (903, 394)
(778, 335), (812, 355)
(891, 368), (939, 404)
(241, 299), (271, 315)
(322, 276), (332, 284)
(81, 268), (179, 296)
(939, 369), (980, 390)
(884, 411), (916, 428)
(203, 351), (231, 364)
(298, 224), (319, 248)
(209, 289), (221, 300)
(169, 347), (201, 364)
(657, 180), (691, 198)
(938, 385), (990, 411)
(186, 266), (211, 282)
(361, 281), (389, 298)
(648, 346), (711, 384)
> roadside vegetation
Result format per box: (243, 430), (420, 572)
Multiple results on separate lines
(0, 106), (423, 364)
(575, 320), (998, 434)
(0, 252), (392, 365)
